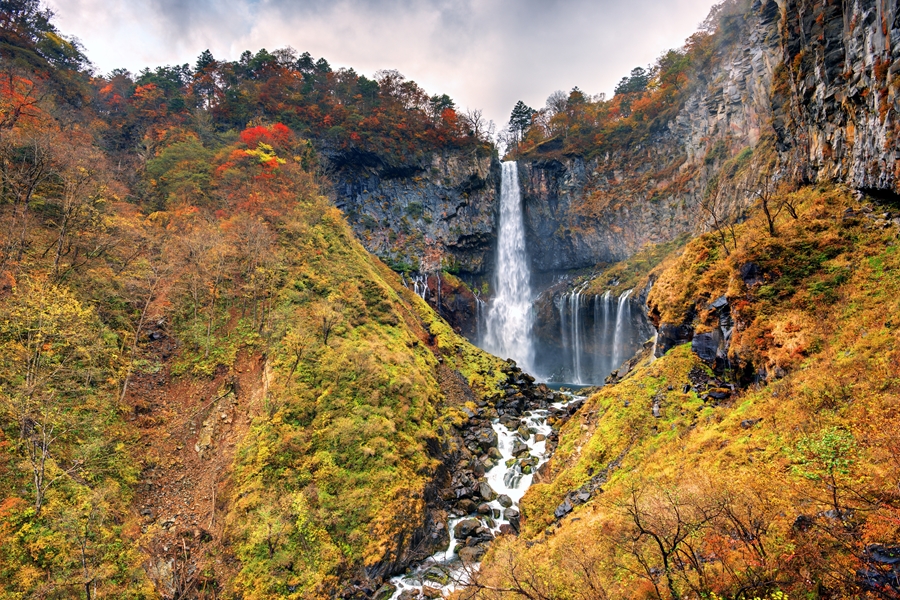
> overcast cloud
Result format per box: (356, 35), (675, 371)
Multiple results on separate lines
(46, 0), (720, 128)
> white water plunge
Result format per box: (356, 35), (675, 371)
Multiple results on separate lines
(481, 162), (535, 372)
(388, 396), (582, 598)
(554, 288), (641, 384)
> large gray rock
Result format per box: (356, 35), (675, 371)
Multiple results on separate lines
(453, 519), (482, 539)
(478, 482), (497, 502)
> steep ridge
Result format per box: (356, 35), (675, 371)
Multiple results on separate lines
(516, 0), (899, 274)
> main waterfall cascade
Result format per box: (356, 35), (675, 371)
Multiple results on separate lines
(476, 161), (652, 385)
(481, 162), (535, 372)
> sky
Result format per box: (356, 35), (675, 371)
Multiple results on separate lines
(46, 0), (720, 128)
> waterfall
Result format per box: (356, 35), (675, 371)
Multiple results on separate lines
(547, 285), (644, 384)
(412, 274), (428, 300)
(558, 295), (569, 377)
(611, 289), (634, 369)
(571, 291), (582, 384)
(482, 162), (535, 372)
(592, 290), (612, 378)
(569, 282), (590, 385)
(474, 296), (486, 342)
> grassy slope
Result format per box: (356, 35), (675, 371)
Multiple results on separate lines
(472, 184), (900, 599)
(221, 194), (509, 598)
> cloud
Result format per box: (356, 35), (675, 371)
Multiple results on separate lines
(46, 0), (720, 126)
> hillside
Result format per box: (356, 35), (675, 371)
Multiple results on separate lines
(1, 0), (900, 598)
(0, 3), (536, 597)
(471, 183), (900, 598)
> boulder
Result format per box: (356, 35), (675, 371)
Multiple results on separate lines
(477, 503), (492, 515)
(503, 507), (520, 531)
(423, 566), (450, 585)
(740, 418), (762, 429)
(478, 482), (497, 502)
(691, 330), (722, 364)
(497, 494), (513, 508)
(457, 499), (476, 514)
(511, 440), (530, 457)
(422, 587), (443, 599)
(655, 323), (694, 357)
(453, 518), (482, 539)
(498, 523), (518, 536)
(474, 428), (498, 450)
(740, 262), (763, 285)
(554, 499), (573, 519)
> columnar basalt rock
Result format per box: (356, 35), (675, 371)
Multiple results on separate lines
(776, 0), (900, 191)
(517, 0), (785, 273)
(329, 2), (899, 286)
(328, 148), (500, 275)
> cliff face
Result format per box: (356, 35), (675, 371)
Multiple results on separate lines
(327, 148), (500, 275)
(518, 0), (783, 273)
(519, 0), (900, 274)
(776, 0), (900, 192)
(325, 1), (899, 283)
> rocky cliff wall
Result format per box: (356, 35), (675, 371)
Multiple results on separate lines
(327, 0), (900, 290)
(519, 0), (784, 272)
(519, 0), (900, 273)
(327, 147), (500, 275)
(776, 0), (900, 192)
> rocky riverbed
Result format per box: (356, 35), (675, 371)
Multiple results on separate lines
(376, 361), (584, 599)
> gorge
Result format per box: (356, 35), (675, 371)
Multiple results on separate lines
(1, 0), (899, 599)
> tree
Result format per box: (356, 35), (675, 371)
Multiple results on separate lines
(0, 128), (54, 267)
(0, 278), (109, 515)
(545, 90), (568, 116)
(509, 100), (535, 147)
(615, 67), (650, 96)
(428, 93), (454, 125)
(616, 483), (719, 600)
(748, 158), (800, 237)
(462, 107), (494, 144)
(318, 300), (342, 346)
(176, 222), (234, 359)
(698, 173), (738, 256)
(791, 427), (858, 518)
(47, 136), (107, 280)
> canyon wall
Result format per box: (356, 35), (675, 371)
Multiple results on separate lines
(520, 0), (899, 273)
(327, 147), (500, 275)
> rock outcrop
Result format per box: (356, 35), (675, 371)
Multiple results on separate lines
(328, 147), (500, 275)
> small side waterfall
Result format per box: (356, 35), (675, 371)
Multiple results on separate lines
(411, 274), (428, 300)
(474, 296), (486, 343)
(611, 288), (634, 369)
(563, 282), (590, 384)
(481, 162), (535, 372)
(549, 288), (643, 384)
